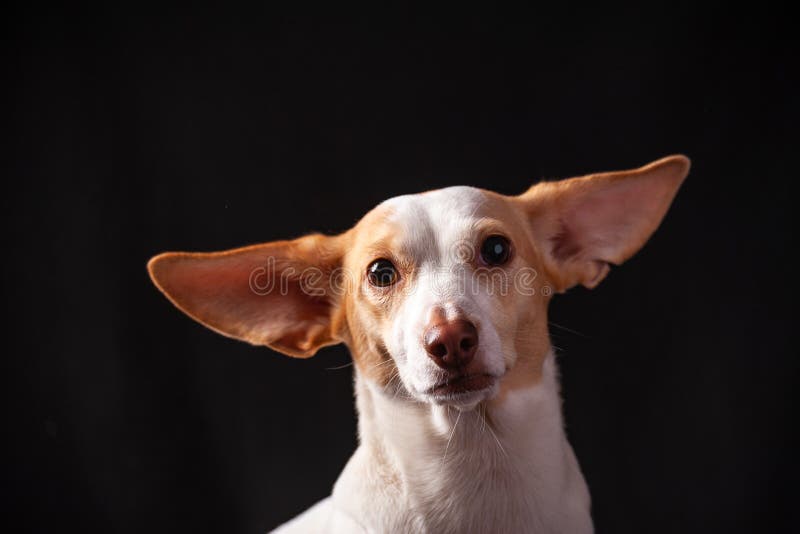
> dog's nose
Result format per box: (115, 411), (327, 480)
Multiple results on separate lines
(423, 319), (479, 369)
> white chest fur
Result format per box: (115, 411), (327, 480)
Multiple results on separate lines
(316, 353), (593, 534)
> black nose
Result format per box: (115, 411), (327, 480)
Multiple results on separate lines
(423, 319), (479, 369)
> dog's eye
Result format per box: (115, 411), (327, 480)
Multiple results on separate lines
(367, 259), (399, 287)
(480, 235), (511, 266)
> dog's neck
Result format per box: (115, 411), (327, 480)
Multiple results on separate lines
(332, 350), (593, 533)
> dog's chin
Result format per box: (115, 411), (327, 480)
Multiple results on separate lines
(419, 373), (500, 411)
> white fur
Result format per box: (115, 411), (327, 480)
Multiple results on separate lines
(274, 354), (591, 533)
(272, 188), (593, 533)
(383, 187), (507, 409)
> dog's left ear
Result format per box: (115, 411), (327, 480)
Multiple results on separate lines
(518, 155), (690, 292)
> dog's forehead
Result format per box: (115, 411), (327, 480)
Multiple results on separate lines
(381, 185), (486, 214)
(375, 186), (488, 250)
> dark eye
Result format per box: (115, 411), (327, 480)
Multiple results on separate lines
(367, 259), (399, 287)
(480, 235), (511, 266)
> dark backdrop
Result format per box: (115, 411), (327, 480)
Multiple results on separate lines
(5, 5), (796, 534)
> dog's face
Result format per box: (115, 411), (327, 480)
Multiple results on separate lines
(149, 156), (689, 409)
(342, 186), (547, 409)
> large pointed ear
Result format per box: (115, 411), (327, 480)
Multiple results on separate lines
(518, 155), (690, 292)
(147, 233), (348, 357)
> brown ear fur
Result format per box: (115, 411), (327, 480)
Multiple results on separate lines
(518, 155), (690, 291)
(147, 233), (347, 357)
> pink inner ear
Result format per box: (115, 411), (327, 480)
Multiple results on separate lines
(522, 154), (689, 291)
(148, 236), (343, 357)
(550, 219), (581, 261)
(552, 176), (667, 266)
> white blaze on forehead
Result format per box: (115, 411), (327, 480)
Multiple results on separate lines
(380, 186), (488, 264)
(368, 187), (505, 402)
(377, 186), (507, 402)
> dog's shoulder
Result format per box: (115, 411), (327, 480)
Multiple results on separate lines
(270, 496), (367, 534)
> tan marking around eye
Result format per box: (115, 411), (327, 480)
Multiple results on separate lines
(477, 193), (555, 404)
(339, 204), (404, 386)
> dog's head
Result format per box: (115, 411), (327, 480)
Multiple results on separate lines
(149, 156), (689, 409)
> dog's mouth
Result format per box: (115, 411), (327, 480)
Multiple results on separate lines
(426, 373), (496, 398)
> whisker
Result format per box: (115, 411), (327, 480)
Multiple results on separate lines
(389, 373), (407, 402)
(441, 409), (461, 469)
(386, 370), (400, 388)
(326, 361), (354, 370)
(485, 416), (509, 460)
(367, 358), (396, 371)
(548, 321), (588, 338)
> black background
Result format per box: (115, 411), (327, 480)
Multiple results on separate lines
(5, 5), (797, 534)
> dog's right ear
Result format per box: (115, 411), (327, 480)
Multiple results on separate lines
(147, 233), (347, 358)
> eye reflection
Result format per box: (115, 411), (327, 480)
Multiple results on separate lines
(480, 235), (511, 266)
(367, 259), (398, 287)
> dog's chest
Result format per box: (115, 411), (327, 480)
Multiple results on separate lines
(403, 437), (550, 533)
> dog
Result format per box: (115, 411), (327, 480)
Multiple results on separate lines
(148, 155), (689, 533)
